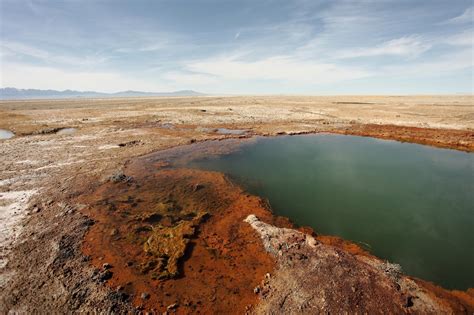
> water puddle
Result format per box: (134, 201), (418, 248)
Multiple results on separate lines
(216, 128), (247, 135)
(159, 123), (175, 129)
(56, 127), (77, 135)
(186, 134), (474, 290)
(0, 129), (15, 140)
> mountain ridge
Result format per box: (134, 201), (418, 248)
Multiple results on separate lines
(0, 87), (205, 100)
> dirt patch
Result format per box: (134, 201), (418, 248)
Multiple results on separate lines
(0, 198), (134, 313)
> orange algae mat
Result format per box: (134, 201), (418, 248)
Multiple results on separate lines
(79, 164), (283, 313)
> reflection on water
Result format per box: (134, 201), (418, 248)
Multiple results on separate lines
(188, 134), (474, 290)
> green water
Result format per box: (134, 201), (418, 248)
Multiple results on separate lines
(188, 134), (474, 290)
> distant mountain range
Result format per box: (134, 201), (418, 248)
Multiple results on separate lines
(0, 87), (205, 100)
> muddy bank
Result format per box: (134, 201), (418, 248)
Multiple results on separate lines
(339, 124), (474, 152)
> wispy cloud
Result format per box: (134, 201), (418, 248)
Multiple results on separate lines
(1, 41), (108, 67)
(1, 62), (164, 92)
(335, 36), (432, 59)
(1, 0), (472, 94)
(442, 6), (473, 24)
(185, 55), (371, 85)
(441, 29), (474, 46)
(382, 48), (473, 76)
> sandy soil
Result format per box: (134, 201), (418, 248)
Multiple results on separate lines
(0, 95), (473, 313)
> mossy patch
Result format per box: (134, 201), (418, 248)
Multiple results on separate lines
(143, 211), (208, 279)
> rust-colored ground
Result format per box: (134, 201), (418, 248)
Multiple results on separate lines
(80, 166), (283, 313)
(340, 123), (474, 152)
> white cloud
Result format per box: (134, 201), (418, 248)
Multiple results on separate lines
(0, 62), (163, 92)
(185, 55), (372, 85)
(1, 41), (107, 67)
(441, 29), (474, 46)
(382, 48), (473, 76)
(335, 36), (432, 59)
(234, 32), (241, 39)
(162, 71), (218, 87)
(442, 7), (473, 24)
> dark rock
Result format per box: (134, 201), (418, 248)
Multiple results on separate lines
(99, 270), (113, 281)
(141, 292), (150, 300)
(103, 263), (112, 269)
(81, 218), (95, 227)
(109, 172), (133, 183)
(108, 291), (129, 303)
(118, 140), (142, 147)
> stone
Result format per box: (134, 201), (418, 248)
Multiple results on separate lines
(99, 270), (113, 281)
(103, 262), (112, 269)
(167, 303), (178, 310)
(109, 171), (132, 183)
(192, 183), (204, 192)
(141, 292), (150, 300)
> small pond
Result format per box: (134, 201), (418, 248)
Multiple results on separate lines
(0, 129), (15, 140)
(187, 134), (474, 290)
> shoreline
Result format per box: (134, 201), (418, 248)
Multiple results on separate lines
(80, 136), (473, 312)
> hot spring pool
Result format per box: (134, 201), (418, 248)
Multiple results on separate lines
(188, 134), (474, 290)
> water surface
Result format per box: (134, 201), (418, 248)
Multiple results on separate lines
(188, 134), (474, 290)
(56, 128), (77, 135)
(0, 129), (14, 140)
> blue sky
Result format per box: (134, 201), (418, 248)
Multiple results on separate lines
(0, 0), (472, 94)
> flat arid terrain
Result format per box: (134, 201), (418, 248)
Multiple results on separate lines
(1, 95), (473, 313)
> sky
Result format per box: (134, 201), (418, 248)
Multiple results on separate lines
(0, 0), (473, 94)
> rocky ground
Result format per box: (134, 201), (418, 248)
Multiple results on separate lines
(0, 95), (473, 313)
